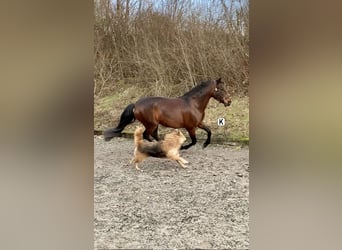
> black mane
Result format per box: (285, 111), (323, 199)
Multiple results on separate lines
(180, 80), (213, 98)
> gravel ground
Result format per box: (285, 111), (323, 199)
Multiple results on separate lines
(94, 135), (249, 249)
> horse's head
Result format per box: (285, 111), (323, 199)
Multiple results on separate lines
(212, 78), (231, 106)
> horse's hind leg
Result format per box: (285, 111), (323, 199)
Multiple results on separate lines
(198, 122), (211, 148)
(142, 124), (158, 141)
(181, 128), (197, 150)
(143, 129), (153, 141)
(151, 125), (160, 141)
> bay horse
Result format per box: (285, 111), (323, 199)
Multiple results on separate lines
(104, 78), (231, 149)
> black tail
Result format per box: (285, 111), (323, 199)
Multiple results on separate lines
(104, 103), (135, 141)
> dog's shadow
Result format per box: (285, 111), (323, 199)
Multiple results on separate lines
(124, 157), (189, 172)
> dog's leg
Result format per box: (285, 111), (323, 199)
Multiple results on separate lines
(168, 154), (188, 168)
(166, 150), (188, 168)
(133, 158), (143, 171)
(176, 159), (188, 168)
(174, 151), (188, 164)
(178, 156), (189, 164)
(135, 163), (142, 171)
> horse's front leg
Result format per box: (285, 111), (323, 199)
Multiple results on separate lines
(181, 128), (197, 150)
(198, 122), (211, 148)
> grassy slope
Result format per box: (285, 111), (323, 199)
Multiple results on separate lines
(95, 88), (249, 144)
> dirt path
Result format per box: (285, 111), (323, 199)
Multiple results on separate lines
(94, 136), (249, 249)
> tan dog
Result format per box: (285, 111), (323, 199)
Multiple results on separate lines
(131, 127), (188, 170)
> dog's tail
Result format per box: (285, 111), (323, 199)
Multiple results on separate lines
(104, 103), (135, 141)
(134, 127), (144, 146)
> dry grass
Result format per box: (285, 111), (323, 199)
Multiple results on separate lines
(94, 87), (249, 143)
(94, 0), (249, 143)
(94, 0), (249, 97)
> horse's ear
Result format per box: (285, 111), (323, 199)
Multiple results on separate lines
(216, 78), (222, 84)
